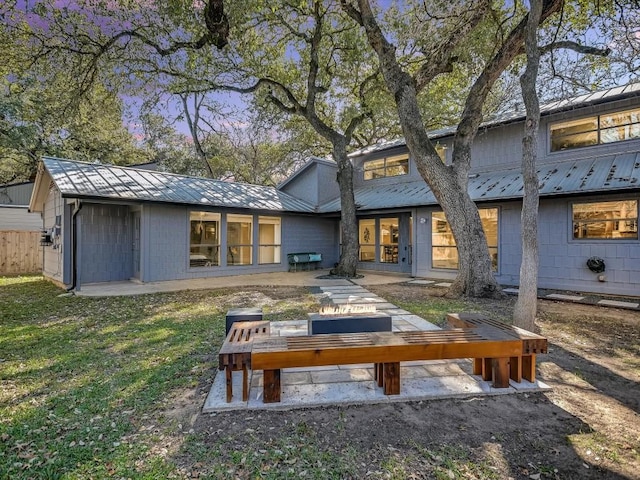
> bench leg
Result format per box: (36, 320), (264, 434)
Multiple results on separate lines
(492, 357), (510, 388)
(522, 354), (536, 383)
(263, 369), (281, 403)
(225, 366), (233, 403)
(374, 363), (384, 387)
(510, 356), (522, 383)
(383, 362), (400, 395)
(242, 364), (249, 402)
(473, 358), (483, 376)
(481, 358), (493, 381)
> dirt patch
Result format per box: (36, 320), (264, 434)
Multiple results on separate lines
(175, 284), (639, 479)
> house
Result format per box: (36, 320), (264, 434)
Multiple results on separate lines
(29, 84), (640, 296)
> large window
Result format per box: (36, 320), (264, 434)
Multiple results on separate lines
(363, 155), (409, 180)
(258, 216), (281, 264)
(227, 214), (253, 265)
(550, 108), (640, 152)
(432, 208), (498, 270)
(573, 200), (638, 239)
(359, 219), (375, 262)
(379, 217), (399, 263)
(190, 212), (220, 267)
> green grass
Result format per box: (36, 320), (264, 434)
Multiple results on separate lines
(0, 276), (317, 479)
(1, 276), (528, 479)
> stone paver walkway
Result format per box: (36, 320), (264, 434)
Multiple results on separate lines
(203, 284), (548, 412)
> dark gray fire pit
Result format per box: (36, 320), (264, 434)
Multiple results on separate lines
(307, 311), (392, 335)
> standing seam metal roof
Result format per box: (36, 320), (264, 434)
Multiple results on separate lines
(318, 152), (640, 213)
(42, 157), (316, 213)
(349, 83), (640, 157)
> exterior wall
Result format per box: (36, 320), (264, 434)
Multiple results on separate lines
(142, 204), (339, 282)
(412, 196), (639, 296)
(0, 206), (42, 231)
(316, 162), (340, 205)
(42, 186), (65, 284)
(279, 161), (340, 207)
(352, 145), (423, 189)
(470, 96), (640, 173)
(78, 203), (132, 284)
(0, 182), (34, 205)
(279, 164), (319, 205)
(495, 195), (640, 296)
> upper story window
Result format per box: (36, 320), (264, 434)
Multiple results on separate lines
(363, 154), (408, 180)
(573, 200), (638, 240)
(550, 107), (640, 152)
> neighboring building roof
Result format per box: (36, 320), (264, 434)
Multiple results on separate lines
(31, 157), (316, 213)
(318, 152), (640, 213)
(277, 156), (336, 190)
(350, 83), (640, 157)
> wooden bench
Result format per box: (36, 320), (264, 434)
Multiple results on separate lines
(218, 321), (270, 402)
(251, 325), (525, 403)
(446, 313), (548, 383)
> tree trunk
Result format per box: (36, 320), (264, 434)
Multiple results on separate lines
(331, 138), (359, 277)
(394, 77), (502, 298)
(513, 0), (543, 331)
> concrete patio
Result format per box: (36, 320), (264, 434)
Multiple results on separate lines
(203, 284), (550, 412)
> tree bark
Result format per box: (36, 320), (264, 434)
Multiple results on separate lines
(513, 0), (543, 331)
(331, 138), (359, 276)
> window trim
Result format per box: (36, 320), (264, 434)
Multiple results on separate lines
(226, 213), (254, 266)
(258, 216), (282, 265)
(363, 154), (409, 180)
(430, 208), (499, 271)
(570, 199), (638, 241)
(189, 211), (221, 269)
(549, 107), (640, 153)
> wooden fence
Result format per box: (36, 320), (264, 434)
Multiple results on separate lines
(0, 231), (43, 275)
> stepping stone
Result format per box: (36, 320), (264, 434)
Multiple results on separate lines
(408, 280), (435, 285)
(503, 288), (519, 294)
(546, 293), (585, 301)
(597, 299), (639, 309)
(434, 282), (452, 287)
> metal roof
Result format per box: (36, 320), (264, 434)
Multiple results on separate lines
(318, 152), (640, 213)
(41, 157), (316, 213)
(350, 83), (640, 157)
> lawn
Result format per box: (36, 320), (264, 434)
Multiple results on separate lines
(1, 276), (638, 479)
(0, 276), (317, 479)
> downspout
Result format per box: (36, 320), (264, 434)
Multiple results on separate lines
(67, 200), (83, 292)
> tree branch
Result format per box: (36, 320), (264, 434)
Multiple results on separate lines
(539, 40), (611, 56)
(414, 0), (490, 91)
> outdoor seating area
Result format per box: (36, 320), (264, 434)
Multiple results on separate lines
(287, 252), (323, 271)
(206, 284), (549, 412)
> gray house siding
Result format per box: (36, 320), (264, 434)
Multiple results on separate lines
(280, 163), (319, 205)
(316, 162), (340, 205)
(279, 160), (340, 206)
(140, 205), (338, 282)
(282, 215), (339, 267)
(469, 96), (640, 173)
(412, 196), (639, 296)
(78, 204), (132, 283)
